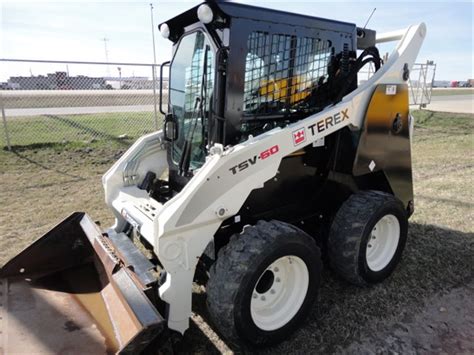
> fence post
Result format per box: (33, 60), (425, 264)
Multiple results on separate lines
(0, 98), (12, 151)
(151, 65), (159, 131)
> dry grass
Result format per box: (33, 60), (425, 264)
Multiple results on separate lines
(410, 111), (473, 232)
(0, 110), (472, 353)
(3, 112), (160, 147)
(0, 144), (118, 264)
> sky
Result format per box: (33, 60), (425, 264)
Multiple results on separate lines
(0, 0), (473, 81)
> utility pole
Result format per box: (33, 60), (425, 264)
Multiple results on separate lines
(150, 3), (157, 65)
(150, 3), (159, 130)
(102, 37), (110, 77)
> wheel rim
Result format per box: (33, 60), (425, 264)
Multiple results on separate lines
(365, 214), (400, 272)
(250, 255), (309, 331)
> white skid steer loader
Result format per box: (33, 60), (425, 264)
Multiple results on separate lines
(0, 1), (426, 352)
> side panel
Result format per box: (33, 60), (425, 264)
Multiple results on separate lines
(353, 84), (413, 208)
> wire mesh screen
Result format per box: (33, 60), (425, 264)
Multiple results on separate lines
(243, 31), (332, 117)
(0, 60), (165, 150)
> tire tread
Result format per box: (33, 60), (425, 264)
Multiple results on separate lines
(206, 220), (320, 346)
(328, 190), (406, 285)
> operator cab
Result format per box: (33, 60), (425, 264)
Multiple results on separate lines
(158, 1), (378, 194)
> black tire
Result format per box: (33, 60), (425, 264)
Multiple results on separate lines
(206, 220), (321, 347)
(328, 190), (408, 286)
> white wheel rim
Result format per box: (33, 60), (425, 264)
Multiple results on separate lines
(250, 255), (309, 331)
(366, 214), (400, 272)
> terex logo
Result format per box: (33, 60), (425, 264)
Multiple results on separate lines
(307, 108), (350, 136)
(292, 127), (306, 146)
(229, 145), (279, 175)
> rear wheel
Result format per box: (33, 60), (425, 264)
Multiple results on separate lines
(206, 220), (321, 347)
(328, 190), (408, 286)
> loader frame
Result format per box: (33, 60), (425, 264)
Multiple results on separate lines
(102, 22), (427, 334)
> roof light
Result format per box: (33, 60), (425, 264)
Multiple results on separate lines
(160, 23), (170, 39)
(197, 4), (213, 24)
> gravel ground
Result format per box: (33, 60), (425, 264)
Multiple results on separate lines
(0, 110), (472, 354)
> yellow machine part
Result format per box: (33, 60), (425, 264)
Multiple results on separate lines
(258, 76), (314, 104)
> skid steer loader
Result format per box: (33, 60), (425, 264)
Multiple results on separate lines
(0, 1), (426, 352)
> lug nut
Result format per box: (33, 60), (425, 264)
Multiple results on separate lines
(253, 293), (258, 299)
(274, 267), (279, 272)
(368, 244), (372, 248)
(261, 296), (266, 301)
(270, 289), (275, 294)
(276, 277), (281, 283)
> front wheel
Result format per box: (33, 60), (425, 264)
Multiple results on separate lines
(206, 220), (321, 347)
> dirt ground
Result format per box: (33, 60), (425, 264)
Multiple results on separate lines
(342, 281), (474, 354)
(0, 110), (473, 354)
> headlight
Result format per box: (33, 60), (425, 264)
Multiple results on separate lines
(160, 23), (170, 39)
(197, 4), (213, 24)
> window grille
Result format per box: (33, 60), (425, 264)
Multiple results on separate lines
(243, 31), (332, 117)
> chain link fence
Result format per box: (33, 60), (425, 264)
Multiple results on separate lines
(1, 58), (436, 151)
(0, 59), (168, 150)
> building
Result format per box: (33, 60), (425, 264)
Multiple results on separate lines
(6, 72), (106, 90)
(104, 77), (169, 90)
(433, 80), (450, 88)
(4, 72), (168, 90)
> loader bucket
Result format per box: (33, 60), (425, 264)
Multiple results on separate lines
(0, 212), (165, 354)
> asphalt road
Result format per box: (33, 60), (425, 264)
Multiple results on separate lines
(425, 94), (473, 114)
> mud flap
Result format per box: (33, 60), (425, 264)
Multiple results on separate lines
(0, 212), (166, 354)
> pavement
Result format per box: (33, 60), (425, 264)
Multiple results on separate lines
(425, 94), (473, 114)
